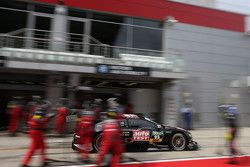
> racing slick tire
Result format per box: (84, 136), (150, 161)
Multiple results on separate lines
(169, 133), (187, 151)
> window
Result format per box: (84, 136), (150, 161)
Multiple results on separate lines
(0, 0), (27, 10)
(92, 13), (125, 23)
(35, 4), (54, 14)
(91, 21), (127, 46)
(132, 27), (162, 51)
(0, 8), (27, 33)
(68, 8), (86, 18)
(91, 20), (127, 57)
(33, 16), (52, 49)
(132, 18), (163, 28)
(128, 119), (157, 129)
(131, 18), (163, 51)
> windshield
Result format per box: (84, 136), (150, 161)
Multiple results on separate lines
(144, 117), (162, 128)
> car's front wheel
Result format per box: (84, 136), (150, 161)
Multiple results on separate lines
(169, 133), (187, 151)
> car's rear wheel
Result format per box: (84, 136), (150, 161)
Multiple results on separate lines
(170, 133), (187, 151)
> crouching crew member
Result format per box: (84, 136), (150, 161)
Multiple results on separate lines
(97, 109), (124, 167)
(21, 105), (54, 167)
(78, 110), (95, 163)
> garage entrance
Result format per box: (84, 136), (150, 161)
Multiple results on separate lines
(71, 74), (165, 121)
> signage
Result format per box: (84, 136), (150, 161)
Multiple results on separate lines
(0, 56), (6, 67)
(96, 64), (150, 76)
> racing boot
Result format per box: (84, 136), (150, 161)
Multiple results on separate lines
(227, 159), (239, 164)
(42, 161), (49, 167)
(81, 158), (93, 164)
(20, 165), (29, 167)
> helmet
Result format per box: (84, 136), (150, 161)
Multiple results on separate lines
(32, 95), (41, 103)
(92, 99), (103, 107)
(59, 98), (69, 106)
(107, 98), (119, 109)
(80, 110), (95, 117)
(107, 109), (118, 119)
(227, 104), (238, 118)
(82, 100), (91, 110)
(33, 108), (46, 119)
(13, 96), (23, 100)
(40, 100), (51, 110)
(12, 96), (24, 105)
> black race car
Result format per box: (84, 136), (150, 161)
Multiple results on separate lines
(72, 114), (198, 152)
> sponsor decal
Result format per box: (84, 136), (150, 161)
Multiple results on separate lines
(132, 130), (150, 141)
(150, 131), (164, 143)
(122, 131), (131, 137)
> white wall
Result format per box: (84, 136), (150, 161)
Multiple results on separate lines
(165, 22), (250, 127)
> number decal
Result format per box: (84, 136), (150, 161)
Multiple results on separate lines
(150, 131), (164, 143)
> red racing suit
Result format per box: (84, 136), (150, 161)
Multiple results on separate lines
(97, 119), (124, 167)
(78, 115), (95, 160)
(22, 116), (50, 166)
(8, 104), (22, 134)
(55, 106), (69, 134)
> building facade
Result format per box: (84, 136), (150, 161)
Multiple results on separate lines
(0, 0), (250, 128)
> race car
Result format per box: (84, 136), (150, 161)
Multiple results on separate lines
(72, 114), (198, 152)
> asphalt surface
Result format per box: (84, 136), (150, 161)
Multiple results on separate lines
(1, 127), (250, 167)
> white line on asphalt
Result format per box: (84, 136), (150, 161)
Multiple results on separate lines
(57, 155), (250, 167)
(145, 154), (250, 163)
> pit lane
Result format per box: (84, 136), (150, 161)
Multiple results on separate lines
(1, 128), (250, 167)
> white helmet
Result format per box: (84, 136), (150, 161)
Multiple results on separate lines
(107, 98), (119, 109)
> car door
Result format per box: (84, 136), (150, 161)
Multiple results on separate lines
(128, 118), (165, 143)
(126, 118), (156, 143)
